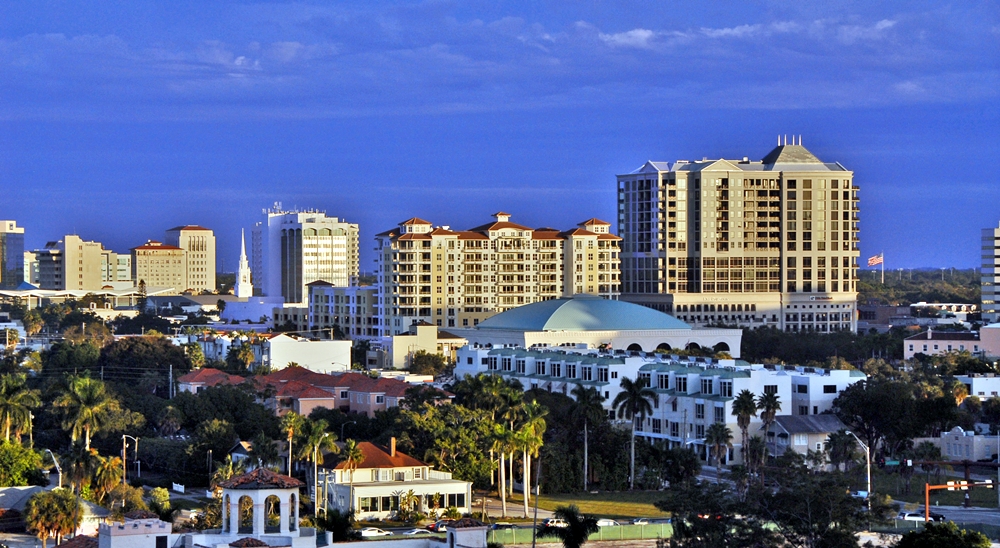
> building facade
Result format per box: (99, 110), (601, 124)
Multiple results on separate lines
(131, 240), (186, 291)
(252, 205), (360, 304)
(617, 138), (860, 332)
(165, 225), (216, 292)
(455, 346), (865, 465)
(983, 222), (1000, 323)
(0, 221), (24, 290)
(903, 329), (981, 360)
(307, 282), (379, 338)
(36, 235), (123, 291)
(374, 213), (621, 336)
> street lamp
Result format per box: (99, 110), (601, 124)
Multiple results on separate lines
(846, 431), (872, 513)
(122, 435), (140, 485)
(44, 449), (62, 488)
(313, 432), (330, 517)
(341, 421), (356, 441)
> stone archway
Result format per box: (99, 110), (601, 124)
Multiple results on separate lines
(627, 343), (643, 352)
(713, 342), (730, 353)
(656, 343), (672, 352)
(265, 495), (281, 533)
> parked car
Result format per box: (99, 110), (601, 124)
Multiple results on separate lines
(427, 519), (454, 532)
(631, 518), (650, 525)
(360, 528), (393, 537)
(542, 518), (568, 528)
(897, 512), (946, 522)
(492, 522), (518, 530)
(596, 519), (620, 527)
(402, 529), (432, 535)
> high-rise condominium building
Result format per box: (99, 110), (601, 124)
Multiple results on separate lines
(132, 240), (186, 290)
(374, 213), (621, 336)
(617, 138), (860, 332)
(982, 222), (1000, 323)
(166, 225), (216, 293)
(36, 235), (125, 291)
(252, 205), (360, 304)
(0, 221), (24, 289)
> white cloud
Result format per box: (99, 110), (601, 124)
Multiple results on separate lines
(598, 28), (657, 49)
(700, 24), (761, 39)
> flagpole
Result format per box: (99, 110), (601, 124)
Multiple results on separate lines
(881, 252), (884, 284)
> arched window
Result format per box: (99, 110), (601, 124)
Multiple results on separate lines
(238, 495), (254, 534)
(223, 494), (231, 532)
(289, 493), (297, 531)
(656, 343), (672, 352)
(265, 495), (282, 533)
(627, 343), (643, 352)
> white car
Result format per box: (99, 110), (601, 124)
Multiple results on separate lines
(360, 528), (393, 537)
(542, 518), (568, 528)
(402, 528), (432, 535)
(631, 518), (650, 525)
(596, 519), (620, 527)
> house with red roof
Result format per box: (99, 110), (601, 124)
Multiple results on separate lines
(176, 368), (246, 394)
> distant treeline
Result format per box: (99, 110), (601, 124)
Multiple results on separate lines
(858, 267), (979, 306)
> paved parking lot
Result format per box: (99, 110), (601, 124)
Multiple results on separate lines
(0, 532), (43, 548)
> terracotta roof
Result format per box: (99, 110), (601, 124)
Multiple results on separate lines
(58, 536), (98, 548)
(132, 240), (184, 251)
(306, 280), (334, 287)
(332, 441), (426, 470)
(493, 211), (511, 216)
(399, 217), (433, 226)
(428, 227), (458, 236)
(455, 231), (489, 240)
(230, 538), (269, 547)
(397, 233), (432, 240)
(167, 225), (212, 232)
(597, 233), (622, 240)
(274, 380), (336, 399)
(467, 221), (534, 233)
(560, 228), (599, 237)
(375, 229), (398, 238)
(579, 218), (611, 226)
(531, 230), (564, 241)
(218, 468), (304, 490)
(177, 368), (245, 387)
(437, 330), (466, 340)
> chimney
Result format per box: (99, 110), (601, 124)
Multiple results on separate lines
(390, 437), (396, 457)
(927, 327), (932, 339)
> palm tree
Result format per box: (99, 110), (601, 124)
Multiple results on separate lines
(571, 384), (605, 492)
(25, 489), (82, 548)
(211, 458), (247, 491)
(93, 455), (123, 503)
(611, 376), (655, 489)
(249, 431), (281, 470)
(66, 441), (100, 494)
(745, 435), (767, 477)
(731, 389), (757, 465)
(516, 399), (548, 516)
(296, 419), (338, 511)
(53, 373), (116, 450)
(704, 423), (733, 482)
(825, 429), (859, 472)
(0, 373), (40, 442)
(536, 504), (599, 548)
(491, 424), (514, 517)
(756, 392), (782, 461)
(280, 411), (304, 474)
(341, 439), (364, 512)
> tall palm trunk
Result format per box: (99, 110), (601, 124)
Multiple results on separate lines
(582, 420), (588, 491)
(509, 452), (514, 497)
(522, 448), (530, 517)
(498, 454), (507, 517)
(629, 417), (637, 490)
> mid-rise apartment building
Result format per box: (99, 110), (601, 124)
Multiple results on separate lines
(617, 138), (860, 332)
(132, 240), (186, 290)
(166, 225), (216, 293)
(982, 222), (1000, 323)
(36, 235), (124, 291)
(307, 282), (379, 338)
(252, 205), (360, 304)
(0, 221), (24, 290)
(374, 213), (621, 336)
(456, 346), (865, 465)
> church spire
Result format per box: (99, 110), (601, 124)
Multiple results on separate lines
(235, 229), (253, 298)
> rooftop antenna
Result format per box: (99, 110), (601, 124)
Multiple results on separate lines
(777, 135), (781, 146)
(783, 135), (787, 146)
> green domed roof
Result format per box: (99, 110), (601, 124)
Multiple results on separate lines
(477, 295), (690, 331)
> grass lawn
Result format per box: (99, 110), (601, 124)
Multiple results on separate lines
(530, 491), (671, 519)
(863, 471), (1000, 509)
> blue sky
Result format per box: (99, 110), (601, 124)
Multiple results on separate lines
(0, 1), (997, 271)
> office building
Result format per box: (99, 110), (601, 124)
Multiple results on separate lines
(131, 240), (186, 290)
(0, 221), (24, 290)
(982, 222), (1000, 323)
(23, 251), (38, 285)
(617, 137), (860, 332)
(374, 213), (621, 336)
(165, 225), (216, 292)
(36, 235), (123, 291)
(252, 204), (360, 304)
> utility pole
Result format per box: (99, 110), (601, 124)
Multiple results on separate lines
(168, 364), (173, 399)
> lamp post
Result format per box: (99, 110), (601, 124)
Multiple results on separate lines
(341, 421), (356, 441)
(44, 449), (62, 488)
(28, 412), (33, 448)
(122, 435), (140, 485)
(313, 432), (330, 517)
(846, 431), (872, 513)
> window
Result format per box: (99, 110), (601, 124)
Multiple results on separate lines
(823, 385), (837, 394)
(794, 434), (808, 445)
(652, 419), (662, 433)
(670, 422), (679, 436)
(598, 368), (609, 382)
(700, 379), (713, 394)
(714, 406), (724, 423)
(764, 385), (778, 395)
(340, 390), (348, 399)
(676, 377), (688, 392)
(375, 395), (385, 404)
(799, 405), (808, 415)
(695, 403), (705, 419)
(795, 385), (807, 394)
(720, 381), (733, 398)
(696, 424), (705, 438)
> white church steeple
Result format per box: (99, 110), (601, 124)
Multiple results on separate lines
(235, 229), (253, 298)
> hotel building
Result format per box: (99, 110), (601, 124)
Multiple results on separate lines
(36, 235), (126, 291)
(374, 213), (621, 336)
(165, 225), (216, 293)
(617, 138), (860, 332)
(982, 221), (1000, 323)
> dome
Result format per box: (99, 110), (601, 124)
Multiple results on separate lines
(476, 295), (690, 331)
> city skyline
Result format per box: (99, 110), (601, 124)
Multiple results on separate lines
(1, 1), (997, 270)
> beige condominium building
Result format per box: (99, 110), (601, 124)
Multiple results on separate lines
(35, 234), (127, 291)
(166, 225), (216, 293)
(982, 221), (1000, 324)
(132, 240), (186, 291)
(374, 213), (621, 336)
(617, 137), (860, 332)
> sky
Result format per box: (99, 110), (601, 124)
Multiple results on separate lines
(0, 1), (997, 272)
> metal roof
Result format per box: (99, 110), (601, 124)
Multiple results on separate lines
(476, 294), (690, 332)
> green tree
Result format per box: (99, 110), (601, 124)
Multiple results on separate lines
(341, 439), (364, 512)
(704, 423), (733, 480)
(22, 310), (44, 336)
(515, 399), (547, 516)
(661, 446), (701, 487)
(825, 429), (859, 472)
(0, 440), (43, 486)
(297, 419), (339, 511)
(731, 389), (758, 465)
(2, 328), (18, 353)
(280, 411), (305, 474)
(0, 373), (40, 442)
(54, 373), (118, 450)
(25, 489), (82, 547)
(149, 487), (171, 518)
(536, 505), (599, 548)
(611, 376), (654, 490)
(571, 383), (605, 492)
(895, 521), (990, 548)
(756, 392), (782, 460)
(191, 419), (239, 466)
(66, 441), (100, 494)
(409, 350), (447, 376)
(249, 431), (281, 470)
(226, 343), (256, 372)
(92, 454), (123, 503)
(834, 379), (918, 461)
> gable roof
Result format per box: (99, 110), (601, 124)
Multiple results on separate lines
(331, 441), (426, 470)
(167, 225), (212, 232)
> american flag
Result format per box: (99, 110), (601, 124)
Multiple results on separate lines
(867, 253), (883, 267)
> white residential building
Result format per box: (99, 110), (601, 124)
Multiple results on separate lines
(983, 222), (1000, 323)
(456, 346), (865, 465)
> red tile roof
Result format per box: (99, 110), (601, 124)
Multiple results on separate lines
(274, 380), (336, 399)
(331, 441), (426, 470)
(399, 217), (433, 226)
(579, 218), (611, 226)
(58, 536), (98, 548)
(218, 467), (304, 489)
(177, 368), (245, 387)
(467, 221), (534, 232)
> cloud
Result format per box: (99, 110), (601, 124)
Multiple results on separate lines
(598, 28), (657, 49)
(700, 24), (762, 39)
